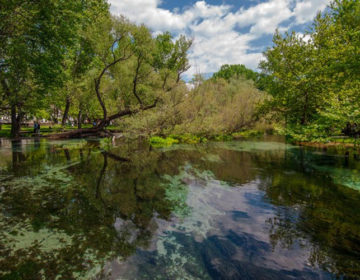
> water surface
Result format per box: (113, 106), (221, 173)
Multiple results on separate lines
(0, 137), (360, 279)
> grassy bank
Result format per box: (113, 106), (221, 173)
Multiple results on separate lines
(0, 124), (122, 138)
(0, 124), (89, 138)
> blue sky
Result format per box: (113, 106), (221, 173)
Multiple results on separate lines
(109, 0), (329, 79)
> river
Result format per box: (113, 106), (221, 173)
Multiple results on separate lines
(0, 137), (359, 279)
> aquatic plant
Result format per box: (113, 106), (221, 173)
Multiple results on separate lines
(149, 136), (179, 147)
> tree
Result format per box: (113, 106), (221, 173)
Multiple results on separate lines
(212, 64), (259, 84)
(153, 32), (192, 91)
(310, 0), (360, 133)
(259, 0), (360, 139)
(91, 17), (192, 130)
(259, 31), (324, 126)
(0, 0), (107, 137)
(58, 1), (109, 126)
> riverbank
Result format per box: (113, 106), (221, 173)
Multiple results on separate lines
(295, 140), (360, 155)
(2, 124), (359, 156)
(148, 130), (264, 147)
(148, 132), (360, 157)
(0, 124), (123, 139)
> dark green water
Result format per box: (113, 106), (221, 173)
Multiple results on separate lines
(0, 137), (360, 279)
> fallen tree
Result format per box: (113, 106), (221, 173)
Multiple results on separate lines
(48, 100), (158, 139)
(48, 17), (191, 139)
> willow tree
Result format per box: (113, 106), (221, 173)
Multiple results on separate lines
(92, 17), (192, 130)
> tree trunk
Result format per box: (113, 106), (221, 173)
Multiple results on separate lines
(77, 108), (82, 129)
(10, 105), (21, 138)
(64, 149), (71, 161)
(61, 96), (70, 126)
(301, 91), (309, 125)
(53, 107), (59, 124)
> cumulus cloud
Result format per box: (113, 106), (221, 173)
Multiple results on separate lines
(109, 0), (330, 79)
(294, 0), (328, 24)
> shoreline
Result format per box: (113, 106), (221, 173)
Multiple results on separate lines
(296, 141), (359, 150)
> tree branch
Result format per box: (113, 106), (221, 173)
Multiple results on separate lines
(95, 44), (132, 121)
(106, 98), (159, 123)
(132, 54), (143, 106)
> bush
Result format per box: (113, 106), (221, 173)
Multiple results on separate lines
(114, 76), (269, 138)
(232, 130), (263, 138)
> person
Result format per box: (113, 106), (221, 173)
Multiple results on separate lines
(33, 122), (38, 134)
(37, 122), (41, 133)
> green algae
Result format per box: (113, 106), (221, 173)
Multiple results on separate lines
(55, 139), (88, 150)
(311, 164), (360, 191)
(2, 162), (79, 194)
(153, 233), (210, 280)
(213, 140), (294, 152)
(201, 153), (223, 163)
(162, 172), (191, 219)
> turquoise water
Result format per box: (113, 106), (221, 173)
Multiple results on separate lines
(0, 137), (359, 279)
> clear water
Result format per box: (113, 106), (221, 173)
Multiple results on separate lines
(0, 137), (360, 279)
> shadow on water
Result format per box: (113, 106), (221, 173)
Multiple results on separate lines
(0, 138), (359, 279)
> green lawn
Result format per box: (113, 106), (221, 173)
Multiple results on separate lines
(0, 123), (123, 138)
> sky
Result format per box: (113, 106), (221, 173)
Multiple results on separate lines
(109, 0), (330, 79)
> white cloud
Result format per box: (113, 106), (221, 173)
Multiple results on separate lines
(297, 32), (312, 43)
(109, 0), (330, 79)
(233, 0), (293, 35)
(294, 0), (328, 24)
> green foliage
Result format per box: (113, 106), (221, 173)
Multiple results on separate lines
(260, 0), (360, 140)
(149, 136), (179, 147)
(120, 75), (267, 138)
(212, 134), (233, 141)
(232, 130), (263, 138)
(212, 64), (258, 83)
(0, 2), (191, 137)
(150, 134), (210, 147)
(170, 134), (206, 144)
(99, 137), (112, 150)
(0, 0), (109, 136)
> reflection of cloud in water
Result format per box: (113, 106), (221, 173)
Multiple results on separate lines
(107, 167), (330, 279)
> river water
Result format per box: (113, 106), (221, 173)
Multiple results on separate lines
(0, 137), (359, 279)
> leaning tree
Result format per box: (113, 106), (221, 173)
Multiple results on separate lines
(51, 16), (192, 138)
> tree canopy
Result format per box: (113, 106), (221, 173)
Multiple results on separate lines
(0, 1), (192, 138)
(259, 0), (360, 139)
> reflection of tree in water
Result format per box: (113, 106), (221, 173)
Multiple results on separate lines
(131, 230), (322, 280)
(1, 139), (360, 278)
(168, 143), (360, 278)
(0, 140), (181, 279)
(256, 148), (360, 278)
(11, 140), (27, 170)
